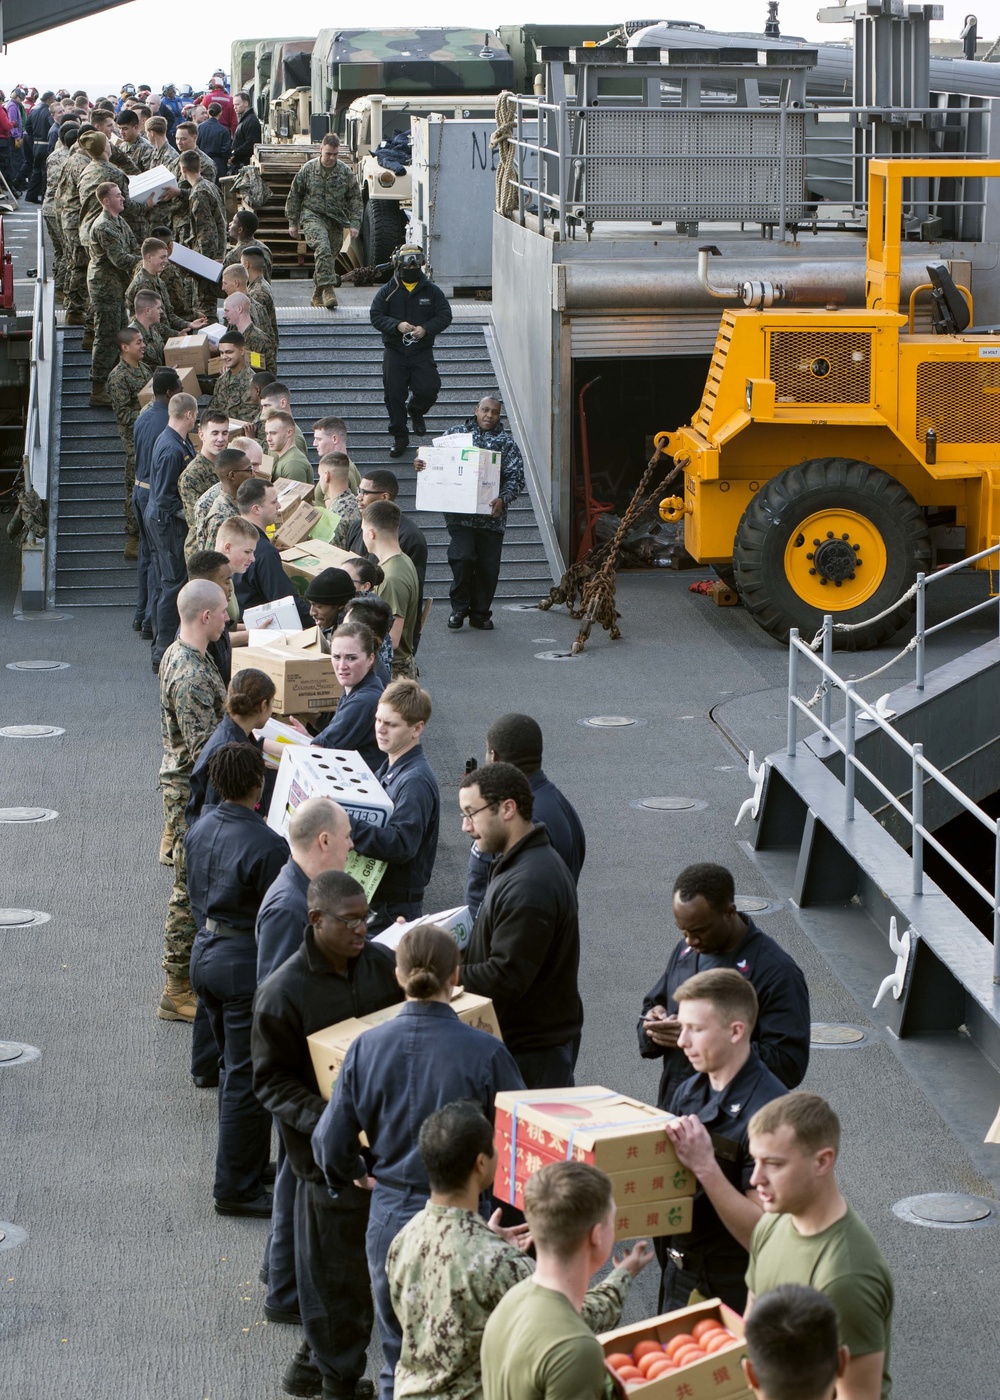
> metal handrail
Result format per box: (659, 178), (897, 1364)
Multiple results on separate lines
(24, 209), (52, 506)
(787, 601), (1000, 981)
(915, 541), (1000, 689)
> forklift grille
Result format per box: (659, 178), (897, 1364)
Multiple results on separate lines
(916, 360), (1000, 443)
(768, 331), (873, 405)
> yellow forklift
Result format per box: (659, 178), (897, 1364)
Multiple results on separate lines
(659, 159), (1000, 649)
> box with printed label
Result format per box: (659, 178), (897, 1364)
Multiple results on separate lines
(373, 905), (474, 953)
(267, 744), (393, 838)
(232, 629), (340, 714)
(307, 989), (502, 1100)
(494, 1134), (695, 1208)
(138, 363), (199, 407)
(600, 1301), (751, 1400)
(494, 1157), (693, 1241)
(274, 480), (316, 523)
(493, 1087), (681, 1174)
(165, 333), (211, 374)
(415, 444), (501, 515)
(280, 539), (357, 590)
(274, 501), (325, 550)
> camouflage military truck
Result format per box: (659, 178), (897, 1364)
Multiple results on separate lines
(497, 23), (621, 92)
(255, 37), (312, 122)
(230, 37), (280, 107)
(308, 28), (513, 263)
(267, 39), (317, 141)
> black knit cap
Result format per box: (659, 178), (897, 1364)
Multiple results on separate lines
(304, 568), (355, 606)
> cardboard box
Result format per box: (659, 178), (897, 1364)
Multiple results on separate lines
(207, 355), (224, 377)
(307, 989), (502, 1099)
(373, 905), (474, 953)
(493, 1160), (694, 1240)
(233, 629), (341, 715)
(274, 479), (316, 523)
(169, 241), (224, 284)
(415, 444), (501, 516)
(280, 539), (357, 592)
(244, 596), (302, 632)
(127, 166), (179, 204)
(257, 453), (276, 480)
(494, 1134), (696, 1207)
(601, 1301), (751, 1400)
(267, 743), (393, 837)
(165, 333), (211, 374)
(137, 362), (199, 407)
(494, 1087), (680, 1173)
(203, 322), (228, 345)
(273, 500), (325, 550)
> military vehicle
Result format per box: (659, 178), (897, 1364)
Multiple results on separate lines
(254, 36), (312, 122)
(498, 23), (622, 92)
(229, 37), (277, 104)
(266, 39), (317, 141)
(307, 28), (513, 263)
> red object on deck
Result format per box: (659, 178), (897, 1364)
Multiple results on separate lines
(0, 218), (15, 309)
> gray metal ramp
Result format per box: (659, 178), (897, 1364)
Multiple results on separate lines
(51, 315), (555, 607)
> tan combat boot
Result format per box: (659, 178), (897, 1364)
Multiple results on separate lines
(64, 310), (86, 325)
(123, 535), (139, 561)
(322, 286), (338, 310)
(158, 974), (196, 1022)
(310, 285), (324, 308)
(81, 330), (94, 352)
(159, 828), (174, 866)
(89, 379), (111, 407)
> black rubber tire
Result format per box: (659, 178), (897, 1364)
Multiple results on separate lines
(732, 457), (931, 650)
(362, 199), (404, 267)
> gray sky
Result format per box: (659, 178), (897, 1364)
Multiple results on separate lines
(0, 0), (990, 99)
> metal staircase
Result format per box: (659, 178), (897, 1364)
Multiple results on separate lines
(51, 311), (555, 607)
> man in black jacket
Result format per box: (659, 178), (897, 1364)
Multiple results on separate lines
(637, 862), (811, 1111)
(23, 91), (55, 202)
(232, 477), (311, 624)
(229, 91), (262, 170)
(341, 468), (427, 645)
(252, 870), (402, 1400)
(369, 244), (452, 459)
(197, 102), (232, 179)
(460, 762), (582, 1090)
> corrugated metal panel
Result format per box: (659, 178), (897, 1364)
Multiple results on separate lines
(569, 312), (723, 359)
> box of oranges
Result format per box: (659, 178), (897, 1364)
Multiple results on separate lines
(600, 1301), (751, 1400)
(493, 1086), (681, 1172)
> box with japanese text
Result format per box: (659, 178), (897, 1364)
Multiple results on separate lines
(601, 1301), (751, 1400)
(280, 539), (357, 590)
(414, 444), (501, 515)
(164, 333), (210, 374)
(494, 1133), (695, 1207)
(493, 1087), (681, 1173)
(267, 744), (393, 838)
(232, 629), (340, 714)
(138, 363), (199, 407)
(307, 988), (501, 1099)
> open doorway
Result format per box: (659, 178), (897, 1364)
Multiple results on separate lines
(570, 355), (709, 558)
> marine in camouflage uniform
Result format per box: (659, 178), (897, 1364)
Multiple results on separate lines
(43, 143), (71, 295)
(179, 453), (221, 558)
(388, 1204), (633, 1400)
(160, 258), (198, 324)
(106, 343), (149, 536)
(55, 143), (95, 321)
(240, 317), (276, 376)
(128, 314), (167, 371)
(158, 637), (227, 980)
(119, 133), (152, 170)
(87, 205), (141, 388)
(324, 488), (361, 549)
(125, 265), (190, 334)
(284, 144), (363, 307)
(224, 236), (272, 280)
(177, 168), (228, 320)
(210, 365), (255, 422)
(193, 481), (223, 552)
(170, 145), (217, 185)
(198, 491), (240, 553)
(78, 153), (146, 250)
(247, 274), (278, 346)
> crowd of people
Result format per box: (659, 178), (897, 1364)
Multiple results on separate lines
(16, 77), (896, 1400)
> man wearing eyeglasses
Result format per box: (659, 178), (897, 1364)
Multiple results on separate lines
(340, 468), (427, 648)
(253, 869), (403, 1400)
(459, 762), (583, 1092)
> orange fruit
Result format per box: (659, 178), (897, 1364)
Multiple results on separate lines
(664, 1333), (696, 1359)
(633, 1340), (665, 1363)
(617, 1365), (643, 1382)
(695, 1327), (728, 1345)
(645, 1359), (677, 1380)
(636, 1353), (666, 1378)
(606, 1354), (634, 1372)
(673, 1345), (707, 1368)
(692, 1319), (722, 1342)
(705, 1332), (736, 1353)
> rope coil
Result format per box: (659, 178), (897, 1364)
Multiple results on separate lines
(491, 92), (518, 217)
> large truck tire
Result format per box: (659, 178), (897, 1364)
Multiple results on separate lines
(732, 457), (931, 650)
(362, 199), (404, 266)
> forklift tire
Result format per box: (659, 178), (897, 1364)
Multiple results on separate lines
(362, 199), (404, 267)
(732, 457), (931, 650)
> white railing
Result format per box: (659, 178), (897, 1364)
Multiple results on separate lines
(23, 209), (54, 506)
(787, 569), (1000, 981)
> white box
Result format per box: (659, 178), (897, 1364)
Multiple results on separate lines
(267, 746), (393, 837)
(169, 241), (224, 283)
(127, 166), (179, 204)
(203, 322), (228, 345)
(374, 905), (474, 952)
(244, 596), (302, 633)
(432, 433), (473, 448)
(415, 445), (501, 515)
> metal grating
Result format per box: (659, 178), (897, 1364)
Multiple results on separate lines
(916, 360), (1000, 443)
(579, 110), (807, 223)
(768, 331), (873, 405)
